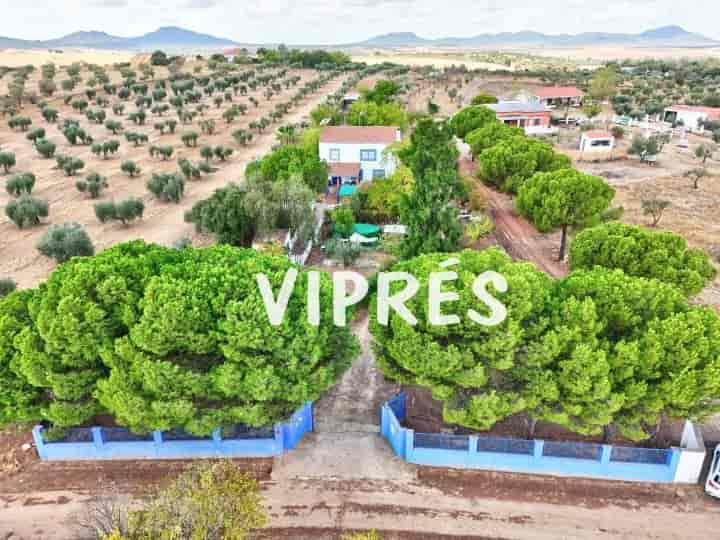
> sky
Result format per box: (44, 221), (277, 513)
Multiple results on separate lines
(1, 0), (718, 44)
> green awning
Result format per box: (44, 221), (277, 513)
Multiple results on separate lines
(353, 223), (381, 237)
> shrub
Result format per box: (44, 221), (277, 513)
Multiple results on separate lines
(76, 172), (108, 198)
(8, 115), (32, 131)
(36, 223), (94, 263)
(26, 127), (46, 145)
(6, 173), (36, 196)
(56, 155), (85, 176)
(181, 131), (199, 147)
(94, 198), (145, 225)
(0, 151), (16, 173)
(149, 145), (174, 160)
(323, 237), (361, 267)
(331, 207), (355, 238)
(121, 160), (141, 177)
(41, 107), (59, 122)
(5, 194), (49, 228)
(147, 173), (185, 202)
(125, 132), (148, 146)
(611, 126), (625, 139)
(91, 140), (120, 159)
(105, 120), (123, 134)
(35, 138), (56, 158)
(0, 277), (16, 297)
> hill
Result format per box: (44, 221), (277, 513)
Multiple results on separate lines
(0, 26), (237, 51)
(351, 26), (719, 49)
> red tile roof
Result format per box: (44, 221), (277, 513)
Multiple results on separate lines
(534, 86), (584, 99)
(583, 130), (613, 139)
(321, 126), (399, 144)
(667, 105), (720, 120)
(329, 162), (361, 177)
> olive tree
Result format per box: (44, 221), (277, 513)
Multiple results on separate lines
(36, 223), (94, 263)
(5, 194), (49, 228)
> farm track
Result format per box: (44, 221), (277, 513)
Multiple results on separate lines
(459, 157), (567, 278)
(2, 314), (720, 539)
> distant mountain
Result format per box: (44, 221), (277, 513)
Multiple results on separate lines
(351, 26), (719, 49)
(0, 26), (237, 51)
(0, 24), (715, 52)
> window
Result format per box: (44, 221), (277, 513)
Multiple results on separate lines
(329, 148), (340, 161)
(360, 149), (377, 162)
(372, 169), (386, 179)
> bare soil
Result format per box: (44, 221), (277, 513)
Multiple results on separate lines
(0, 63), (349, 288)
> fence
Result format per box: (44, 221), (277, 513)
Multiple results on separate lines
(33, 402), (313, 462)
(381, 393), (705, 484)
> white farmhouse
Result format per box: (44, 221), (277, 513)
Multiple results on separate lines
(319, 126), (401, 186)
(663, 105), (720, 133)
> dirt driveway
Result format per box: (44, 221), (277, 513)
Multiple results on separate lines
(2, 315), (719, 540)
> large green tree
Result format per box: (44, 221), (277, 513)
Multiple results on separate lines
(478, 136), (571, 193)
(370, 248), (553, 430)
(569, 222), (717, 296)
(346, 100), (407, 130)
(185, 184), (256, 247)
(517, 168), (615, 261)
(448, 106), (497, 140)
(246, 144), (328, 194)
(545, 269), (720, 440)
(398, 119), (463, 258)
(0, 291), (44, 426)
(8, 242), (359, 434)
(465, 122), (523, 159)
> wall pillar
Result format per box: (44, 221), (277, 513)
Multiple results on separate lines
(32, 426), (47, 461)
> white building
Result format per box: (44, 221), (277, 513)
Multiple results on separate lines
(319, 126), (401, 186)
(663, 105), (720, 133)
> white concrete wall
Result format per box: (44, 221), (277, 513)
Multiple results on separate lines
(319, 142), (398, 180)
(674, 421), (706, 484)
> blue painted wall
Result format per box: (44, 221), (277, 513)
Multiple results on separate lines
(34, 402), (313, 461)
(380, 394), (681, 483)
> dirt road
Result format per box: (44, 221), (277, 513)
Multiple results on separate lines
(459, 157), (567, 278)
(2, 315), (719, 539)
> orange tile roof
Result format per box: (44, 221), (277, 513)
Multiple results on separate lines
(534, 86), (584, 99)
(321, 126), (399, 144)
(667, 104), (720, 120)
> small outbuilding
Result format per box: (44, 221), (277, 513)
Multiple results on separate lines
(579, 130), (615, 152)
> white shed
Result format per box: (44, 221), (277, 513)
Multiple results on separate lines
(580, 130), (615, 152)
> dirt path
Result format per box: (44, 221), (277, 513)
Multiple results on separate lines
(459, 157), (567, 278)
(272, 313), (414, 482)
(1, 316), (719, 538)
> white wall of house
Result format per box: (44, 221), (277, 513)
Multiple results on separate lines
(319, 142), (398, 181)
(665, 109), (709, 132)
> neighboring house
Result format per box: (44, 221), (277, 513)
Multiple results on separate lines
(663, 105), (720, 133)
(486, 101), (555, 136)
(530, 86), (585, 108)
(319, 126), (401, 186)
(342, 92), (361, 110)
(580, 130), (615, 152)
